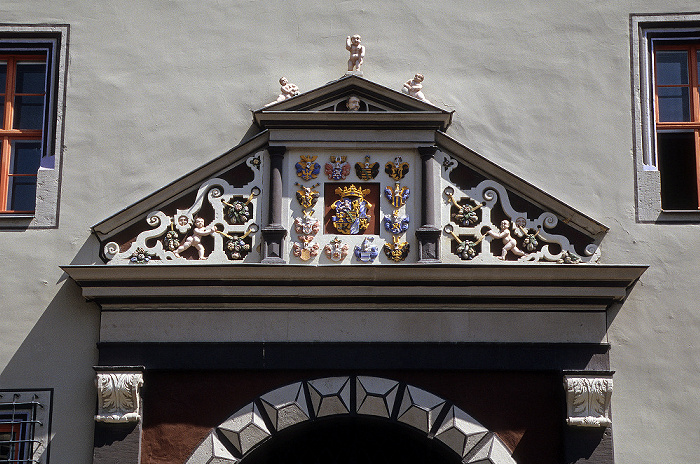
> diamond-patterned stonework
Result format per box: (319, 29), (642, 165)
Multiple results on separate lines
(307, 377), (351, 417)
(218, 402), (271, 456)
(434, 406), (488, 458)
(185, 431), (239, 464)
(397, 385), (446, 433)
(466, 435), (516, 464)
(355, 376), (399, 418)
(260, 382), (310, 431)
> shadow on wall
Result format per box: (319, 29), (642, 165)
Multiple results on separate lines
(0, 238), (101, 463)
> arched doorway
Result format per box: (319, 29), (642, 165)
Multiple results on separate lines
(185, 376), (516, 464)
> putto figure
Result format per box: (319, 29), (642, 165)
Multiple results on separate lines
(173, 217), (218, 260)
(266, 77), (299, 106)
(402, 73), (430, 103)
(346, 34), (365, 75)
(487, 219), (526, 260)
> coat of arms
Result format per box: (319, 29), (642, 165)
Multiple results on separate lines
(324, 236), (349, 262)
(354, 155), (379, 180)
(385, 156), (409, 181)
(294, 211), (321, 235)
(383, 235), (410, 262)
(384, 183), (410, 208)
(325, 156), (351, 180)
(296, 155), (321, 181)
(330, 184), (372, 235)
(295, 183), (320, 210)
(354, 237), (379, 262)
(383, 210), (410, 235)
(292, 235), (320, 261)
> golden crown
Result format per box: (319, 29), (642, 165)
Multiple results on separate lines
(335, 184), (370, 198)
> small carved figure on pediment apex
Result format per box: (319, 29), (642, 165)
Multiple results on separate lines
(346, 95), (361, 111)
(346, 35), (365, 75)
(487, 219), (526, 260)
(266, 77), (299, 106)
(402, 73), (431, 104)
(173, 217), (218, 260)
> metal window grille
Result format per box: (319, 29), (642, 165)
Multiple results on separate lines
(0, 391), (51, 464)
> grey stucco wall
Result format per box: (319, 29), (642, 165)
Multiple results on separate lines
(1, 1), (699, 463)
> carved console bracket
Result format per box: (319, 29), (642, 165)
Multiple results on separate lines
(95, 367), (145, 423)
(563, 373), (613, 427)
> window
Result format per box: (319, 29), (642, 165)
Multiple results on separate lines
(0, 389), (52, 464)
(0, 25), (68, 228)
(653, 44), (700, 210)
(632, 14), (700, 221)
(0, 54), (47, 212)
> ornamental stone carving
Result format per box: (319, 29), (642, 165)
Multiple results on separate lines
(95, 370), (144, 423)
(563, 374), (613, 427)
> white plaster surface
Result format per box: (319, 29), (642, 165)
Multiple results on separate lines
(99, 310), (608, 343)
(0, 1), (699, 463)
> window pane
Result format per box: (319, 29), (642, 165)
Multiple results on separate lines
(0, 96), (4, 128)
(10, 141), (41, 174)
(656, 51), (689, 85)
(7, 176), (37, 211)
(13, 95), (44, 129)
(15, 62), (46, 94)
(0, 62), (6, 94)
(657, 131), (698, 210)
(657, 87), (690, 122)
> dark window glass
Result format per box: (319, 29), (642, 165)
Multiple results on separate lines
(13, 95), (44, 129)
(7, 176), (37, 211)
(11, 141), (41, 174)
(0, 62), (6, 94)
(0, 96), (4, 127)
(658, 131), (698, 210)
(656, 50), (689, 85)
(657, 87), (691, 121)
(15, 62), (46, 94)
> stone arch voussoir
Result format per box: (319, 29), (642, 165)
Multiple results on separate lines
(185, 376), (517, 464)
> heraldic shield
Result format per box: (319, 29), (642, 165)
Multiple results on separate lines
(331, 184), (372, 235)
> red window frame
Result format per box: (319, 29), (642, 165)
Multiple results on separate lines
(0, 54), (46, 213)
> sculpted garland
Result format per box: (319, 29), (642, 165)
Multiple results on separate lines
(103, 156), (262, 264)
(441, 157), (601, 263)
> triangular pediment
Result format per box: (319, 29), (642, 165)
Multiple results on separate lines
(89, 76), (609, 268)
(254, 75), (453, 131)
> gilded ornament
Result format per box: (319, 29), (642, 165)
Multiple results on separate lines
(162, 226), (180, 252)
(383, 235), (410, 262)
(330, 184), (372, 235)
(383, 210), (410, 235)
(444, 187), (482, 227)
(292, 235), (320, 261)
(444, 224), (484, 261)
(222, 188), (259, 225)
(325, 155), (351, 180)
(295, 155), (321, 181)
(384, 182), (410, 208)
(324, 237), (349, 262)
(385, 156), (409, 181)
(217, 223), (258, 261)
(354, 237), (379, 262)
(354, 155), (379, 180)
(295, 182), (320, 210)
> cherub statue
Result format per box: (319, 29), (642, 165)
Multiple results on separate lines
(346, 35), (365, 74)
(173, 217), (218, 260)
(487, 219), (526, 260)
(402, 73), (430, 103)
(346, 95), (361, 111)
(266, 77), (299, 106)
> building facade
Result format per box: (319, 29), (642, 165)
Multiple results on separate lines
(0, 2), (698, 463)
